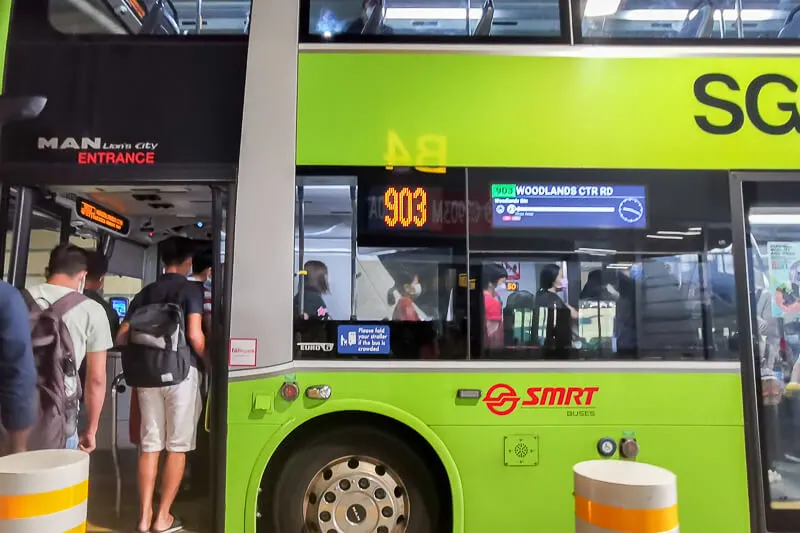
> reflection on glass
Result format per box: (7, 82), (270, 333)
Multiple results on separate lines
(581, 0), (800, 38)
(746, 193), (800, 509)
(308, 0), (561, 38)
(48, 0), (252, 35)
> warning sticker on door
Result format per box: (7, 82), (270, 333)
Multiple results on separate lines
(229, 338), (257, 367)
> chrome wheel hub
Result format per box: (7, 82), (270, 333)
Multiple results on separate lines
(303, 456), (408, 533)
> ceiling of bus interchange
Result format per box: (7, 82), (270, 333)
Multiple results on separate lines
(47, 185), (213, 244)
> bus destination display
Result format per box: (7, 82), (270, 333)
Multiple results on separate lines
(75, 197), (131, 236)
(491, 184), (647, 229)
(365, 185), (444, 232)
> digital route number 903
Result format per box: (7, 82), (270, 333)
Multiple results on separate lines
(383, 186), (428, 228)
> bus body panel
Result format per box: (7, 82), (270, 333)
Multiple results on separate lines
(296, 52), (800, 170)
(228, 368), (748, 533)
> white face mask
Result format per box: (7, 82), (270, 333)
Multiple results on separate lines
(410, 282), (422, 297)
(78, 275), (86, 294)
(495, 282), (507, 291)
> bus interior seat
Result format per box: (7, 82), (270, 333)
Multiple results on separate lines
(678, 0), (715, 38)
(140, 0), (181, 35)
(778, 5), (800, 38)
(473, 0), (495, 36)
(362, 0), (384, 35)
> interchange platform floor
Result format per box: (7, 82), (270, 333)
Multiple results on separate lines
(86, 449), (209, 533)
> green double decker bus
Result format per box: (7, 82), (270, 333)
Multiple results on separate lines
(3, 0), (800, 531)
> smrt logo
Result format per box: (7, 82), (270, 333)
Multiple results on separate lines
(482, 383), (599, 416)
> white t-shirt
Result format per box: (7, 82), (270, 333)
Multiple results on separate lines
(27, 283), (114, 371)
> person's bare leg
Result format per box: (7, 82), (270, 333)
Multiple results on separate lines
(151, 451), (186, 531)
(138, 451), (161, 531)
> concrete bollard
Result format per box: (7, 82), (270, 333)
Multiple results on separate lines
(574, 459), (678, 533)
(0, 449), (89, 533)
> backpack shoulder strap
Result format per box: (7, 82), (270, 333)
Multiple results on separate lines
(19, 289), (40, 312)
(49, 291), (88, 319)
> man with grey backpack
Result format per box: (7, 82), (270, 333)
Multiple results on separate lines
(117, 237), (206, 533)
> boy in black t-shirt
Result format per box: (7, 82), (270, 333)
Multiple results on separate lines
(117, 238), (206, 533)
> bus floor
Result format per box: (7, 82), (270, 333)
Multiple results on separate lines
(87, 448), (209, 533)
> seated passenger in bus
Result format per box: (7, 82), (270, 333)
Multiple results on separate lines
(27, 245), (113, 453)
(534, 263), (578, 320)
(483, 263), (508, 349)
(295, 260), (330, 320)
(387, 269), (429, 321)
(344, 0), (394, 34)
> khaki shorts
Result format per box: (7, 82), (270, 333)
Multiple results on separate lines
(137, 366), (202, 453)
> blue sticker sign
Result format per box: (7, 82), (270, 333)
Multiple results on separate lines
(337, 325), (391, 355)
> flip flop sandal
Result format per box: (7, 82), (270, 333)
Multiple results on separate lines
(152, 516), (183, 533)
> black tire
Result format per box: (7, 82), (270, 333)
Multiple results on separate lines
(267, 425), (441, 533)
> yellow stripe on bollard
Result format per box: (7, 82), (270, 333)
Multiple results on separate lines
(574, 494), (678, 533)
(0, 479), (88, 520)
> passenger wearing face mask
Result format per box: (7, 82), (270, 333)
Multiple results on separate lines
(388, 270), (429, 321)
(27, 245), (113, 453)
(483, 263), (508, 349)
(344, 0), (394, 34)
(534, 263), (579, 320)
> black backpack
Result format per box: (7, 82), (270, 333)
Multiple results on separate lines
(121, 285), (191, 388)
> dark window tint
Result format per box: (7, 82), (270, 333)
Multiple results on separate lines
(48, 0), (251, 35)
(307, 0), (561, 38)
(580, 0), (800, 39)
(467, 169), (738, 360)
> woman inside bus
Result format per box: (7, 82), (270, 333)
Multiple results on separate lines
(387, 270), (429, 321)
(534, 263), (579, 320)
(294, 260), (330, 319)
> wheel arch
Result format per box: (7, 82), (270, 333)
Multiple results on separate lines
(246, 399), (464, 533)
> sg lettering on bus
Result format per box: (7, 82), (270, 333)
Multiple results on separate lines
(694, 73), (800, 135)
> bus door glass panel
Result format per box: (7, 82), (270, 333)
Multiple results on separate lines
(740, 179), (800, 528)
(466, 168), (738, 361)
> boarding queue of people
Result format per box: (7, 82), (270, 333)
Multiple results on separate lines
(0, 237), (211, 533)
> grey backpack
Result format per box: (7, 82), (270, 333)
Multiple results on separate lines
(20, 290), (86, 450)
(121, 301), (191, 388)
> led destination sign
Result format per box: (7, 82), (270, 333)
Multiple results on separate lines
(491, 184), (647, 229)
(75, 197), (131, 236)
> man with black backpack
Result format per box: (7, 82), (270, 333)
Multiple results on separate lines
(25, 245), (113, 452)
(117, 237), (206, 533)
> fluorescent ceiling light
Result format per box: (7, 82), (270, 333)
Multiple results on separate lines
(688, 227), (702, 231)
(384, 8), (483, 20)
(607, 263), (632, 269)
(749, 214), (800, 225)
(576, 247), (617, 254)
(620, 8), (780, 22)
(657, 230), (702, 236)
(584, 0), (622, 17)
(647, 234), (683, 240)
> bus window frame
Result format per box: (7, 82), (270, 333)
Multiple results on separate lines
(297, 0), (572, 44)
(569, 0), (800, 45)
(17, 0), (252, 41)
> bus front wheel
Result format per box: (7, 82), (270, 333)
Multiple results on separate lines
(269, 426), (441, 533)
